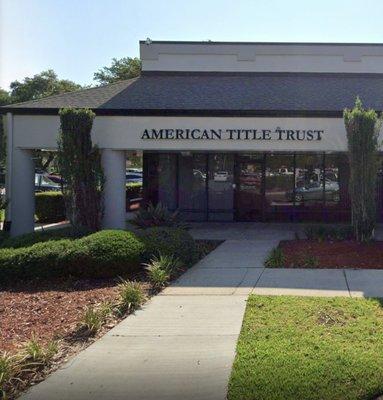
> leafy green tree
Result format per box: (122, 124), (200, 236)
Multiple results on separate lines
(57, 108), (104, 231)
(9, 69), (81, 103)
(0, 89), (12, 169)
(94, 57), (141, 85)
(0, 88), (11, 106)
(344, 98), (381, 242)
(1, 71), (82, 171)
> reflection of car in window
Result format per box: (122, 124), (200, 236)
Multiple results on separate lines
(193, 169), (206, 180)
(240, 172), (261, 186)
(35, 174), (61, 192)
(126, 169), (143, 183)
(214, 171), (228, 182)
(278, 167), (293, 175)
(286, 180), (340, 203)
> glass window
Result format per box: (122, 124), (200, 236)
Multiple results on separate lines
(158, 154), (177, 210)
(143, 153), (159, 205)
(324, 154), (349, 208)
(179, 153), (207, 220)
(294, 154), (324, 219)
(208, 154), (234, 221)
(264, 154), (295, 220)
(322, 153), (351, 222)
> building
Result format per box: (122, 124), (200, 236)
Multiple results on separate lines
(2, 40), (383, 235)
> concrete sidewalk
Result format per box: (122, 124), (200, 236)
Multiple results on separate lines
(20, 227), (383, 400)
(164, 240), (383, 298)
(22, 238), (280, 400)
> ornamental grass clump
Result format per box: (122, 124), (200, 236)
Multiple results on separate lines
(0, 352), (22, 398)
(117, 280), (145, 314)
(145, 254), (183, 288)
(23, 337), (58, 364)
(80, 304), (112, 335)
(264, 247), (286, 268)
(344, 98), (381, 242)
(132, 202), (189, 230)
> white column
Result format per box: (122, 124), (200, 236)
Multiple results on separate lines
(101, 149), (126, 230)
(10, 148), (35, 236)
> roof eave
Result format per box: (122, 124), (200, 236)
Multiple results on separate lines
(0, 108), (344, 118)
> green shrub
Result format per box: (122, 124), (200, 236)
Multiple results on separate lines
(264, 247), (286, 268)
(132, 202), (189, 229)
(304, 225), (353, 241)
(35, 191), (65, 223)
(58, 107), (103, 232)
(117, 280), (145, 314)
(6, 239), (74, 280)
(138, 227), (197, 267)
(62, 230), (145, 278)
(0, 227), (83, 249)
(0, 230), (145, 283)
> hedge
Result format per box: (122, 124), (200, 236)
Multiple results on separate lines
(0, 230), (145, 283)
(0, 227), (85, 249)
(35, 191), (66, 223)
(0, 227), (197, 284)
(138, 227), (197, 267)
(61, 230), (145, 277)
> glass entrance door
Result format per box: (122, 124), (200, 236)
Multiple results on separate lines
(235, 158), (264, 221)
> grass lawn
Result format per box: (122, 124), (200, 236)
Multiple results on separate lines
(228, 296), (383, 400)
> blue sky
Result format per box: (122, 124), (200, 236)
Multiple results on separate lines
(1, 0), (383, 89)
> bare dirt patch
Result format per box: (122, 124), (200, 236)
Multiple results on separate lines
(279, 240), (383, 269)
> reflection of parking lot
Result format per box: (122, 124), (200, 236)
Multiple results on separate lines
(285, 181), (340, 203)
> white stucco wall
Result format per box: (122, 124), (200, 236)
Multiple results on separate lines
(12, 114), (383, 152)
(141, 42), (383, 73)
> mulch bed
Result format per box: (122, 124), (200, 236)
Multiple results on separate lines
(0, 238), (220, 399)
(279, 240), (383, 269)
(0, 278), (126, 354)
(0, 277), (146, 399)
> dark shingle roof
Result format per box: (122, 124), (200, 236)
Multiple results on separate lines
(2, 72), (383, 116)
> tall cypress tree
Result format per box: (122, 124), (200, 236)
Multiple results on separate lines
(57, 108), (104, 232)
(344, 98), (381, 242)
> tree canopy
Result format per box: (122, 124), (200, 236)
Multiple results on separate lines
(0, 70), (82, 170)
(8, 70), (81, 104)
(93, 57), (141, 85)
(0, 89), (11, 106)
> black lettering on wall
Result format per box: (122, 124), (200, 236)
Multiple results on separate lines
(211, 129), (222, 140)
(141, 127), (324, 141)
(191, 129), (201, 139)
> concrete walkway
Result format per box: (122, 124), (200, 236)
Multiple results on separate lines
(22, 232), (281, 400)
(21, 224), (383, 400)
